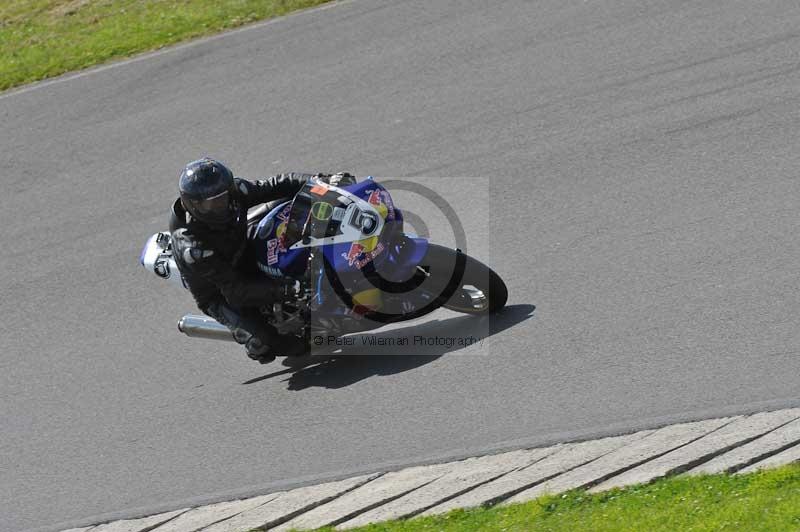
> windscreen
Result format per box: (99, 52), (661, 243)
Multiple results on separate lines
(284, 182), (349, 247)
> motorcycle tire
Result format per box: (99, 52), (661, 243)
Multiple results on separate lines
(420, 244), (508, 315)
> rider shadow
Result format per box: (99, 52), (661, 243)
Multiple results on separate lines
(256, 304), (535, 390)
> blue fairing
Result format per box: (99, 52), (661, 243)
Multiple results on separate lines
(252, 177), (429, 315)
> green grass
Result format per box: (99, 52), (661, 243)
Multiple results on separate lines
(307, 463), (800, 532)
(0, 0), (331, 92)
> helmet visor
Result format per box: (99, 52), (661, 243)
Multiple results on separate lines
(185, 190), (232, 223)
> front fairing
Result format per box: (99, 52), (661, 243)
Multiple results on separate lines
(253, 200), (307, 278)
(254, 178), (412, 277)
(252, 177), (429, 323)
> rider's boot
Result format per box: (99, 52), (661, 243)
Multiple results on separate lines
(205, 301), (284, 363)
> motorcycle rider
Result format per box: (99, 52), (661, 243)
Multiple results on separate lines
(170, 157), (351, 364)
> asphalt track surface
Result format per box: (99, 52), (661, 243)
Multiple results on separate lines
(2, 1), (800, 530)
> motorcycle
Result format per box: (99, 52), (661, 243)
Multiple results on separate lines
(140, 177), (508, 354)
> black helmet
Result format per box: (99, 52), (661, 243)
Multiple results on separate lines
(179, 158), (236, 227)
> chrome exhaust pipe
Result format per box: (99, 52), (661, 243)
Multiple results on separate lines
(178, 314), (234, 341)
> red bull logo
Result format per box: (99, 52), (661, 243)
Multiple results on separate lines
(275, 222), (288, 252)
(367, 189), (382, 205)
(277, 204), (291, 222)
(365, 188), (393, 220)
(267, 239), (279, 265)
(343, 242), (365, 266)
(354, 242), (385, 270)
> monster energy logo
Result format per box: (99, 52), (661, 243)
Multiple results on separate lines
(311, 201), (333, 221)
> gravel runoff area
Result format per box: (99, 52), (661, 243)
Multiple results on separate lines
(60, 407), (800, 532)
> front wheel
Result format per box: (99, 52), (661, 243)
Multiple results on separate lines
(421, 244), (508, 315)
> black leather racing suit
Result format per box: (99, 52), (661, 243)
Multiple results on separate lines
(169, 173), (313, 361)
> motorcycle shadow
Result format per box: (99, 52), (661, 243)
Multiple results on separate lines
(245, 304), (535, 390)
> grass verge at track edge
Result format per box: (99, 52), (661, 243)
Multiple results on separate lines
(1, 0), (333, 92)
